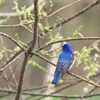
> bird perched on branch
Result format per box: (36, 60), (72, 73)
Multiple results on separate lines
(52, 44), (75, 85)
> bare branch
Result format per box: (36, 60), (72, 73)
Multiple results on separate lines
(0, 52), (24, 71)
(15, 54), (29, 100)
(1, 88), (100, 99)
(0, 22), (33, 28)
(46, 0), (82, 18)
(42, 0), (100, 35)
(31, 51), (56, 66)
(68, 71), (100, 87)
(36, 37), (100, 52)
(27, 0), (38, 52)
(0, 32), (24, 51)
(0, 37), (100, 72)
(15, 0), (39, 99)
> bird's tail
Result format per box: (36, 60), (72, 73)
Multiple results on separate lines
(52, 68), (62, 85)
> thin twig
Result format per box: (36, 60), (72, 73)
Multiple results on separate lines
(78, 80), (100, 100)
(80, 80), (100, 100)
(33, 72), (100, 100)
(0, 94), (10, 98)
(0, 32), (24, 51)
(31, 51), (56, 66)
(52, 79), (82, 94)
(8, 64), (18, 85)
(46, 0), (82, 18)
(36, 37), (100, 52)
(68, 71), (100, 88)
(22, 85), (48, 91)
(0, 37), (100, 72)
(58, 11), (78, 31)
(42, 0), (100, 35)
(0, 52), (24, 71)
(1, 88), (100, 99)
(0, 73), (17, 89)
(0, 35), (18, 89)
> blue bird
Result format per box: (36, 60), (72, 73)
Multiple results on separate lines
(52, 44), (75, 85)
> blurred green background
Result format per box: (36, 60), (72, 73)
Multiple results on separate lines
(0, 0), (100, 100)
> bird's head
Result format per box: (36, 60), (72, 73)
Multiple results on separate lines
(62, 44), (73, 52)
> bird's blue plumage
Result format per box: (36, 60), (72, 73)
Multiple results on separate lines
(52, 44), (74, 85)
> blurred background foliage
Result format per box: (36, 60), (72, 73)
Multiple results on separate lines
(0, 0), (100, 100)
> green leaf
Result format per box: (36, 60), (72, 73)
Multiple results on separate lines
(13, 0), (18, 6)
(44, 26), (49, 31)
(84, 66), (90, 71)
(72, 27), (83, 37)
(93, 43), (100, 51)
(2, 47), (6, 51)
(78, 25), (83, 31)
(13, 46), (20, 52)
(84, 87), (88, 93)
(87, 72), (96, 79)
(15, 33), (19, 39)
(49, 0), (53, 7)
(21, 20), (29, 23)
(0, 52), (3, 60)
(0, 0), (4, 6)
(41, 32), (46, 36)
(38, 23), (43, 30)
(2, 47), (13, 52)
(47, 80), (51, 84)
(46, 35), (63, 44)
(56, 16), (63, 22)
(0, 17), (10, 25)
(84, 59), (91, 65)
(3, 87), (8, 90)
(28, 24), (33, 29)
(82, 46), (86, 52)
(13, 0), (20, 13)
(18, 40), (28, 48)
(21, 5), (26, 10)
(59, 80), (63, 84)
(29, 60), (47, 73)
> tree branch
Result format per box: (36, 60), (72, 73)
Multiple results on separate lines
(15, 0), (39, 99)
(1, 88), (100, 99)
(27, 0), (38, 52)
(15, 54), (29, 100)
(0, 52), (24, 71)
(0, 37), (100, 72)
(42, 0), (100, 35)
(0, 32), (24, 51)
(68, 71), (100, 87)
(36, 37), (100, 52)
(47, 0), (82, 18)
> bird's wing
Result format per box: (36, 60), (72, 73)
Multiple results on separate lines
(56, 53), (74, 77)
(61, 53), (74, 77)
